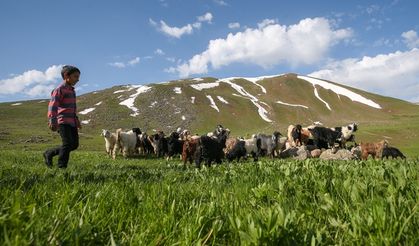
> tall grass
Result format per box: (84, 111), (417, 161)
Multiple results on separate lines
(0, 150), (418, 245)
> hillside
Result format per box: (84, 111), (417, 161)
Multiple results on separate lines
(1, 73), (418, 156)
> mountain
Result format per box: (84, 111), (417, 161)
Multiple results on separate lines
(1, 73), (418, 156)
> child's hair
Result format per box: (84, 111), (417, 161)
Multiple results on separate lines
(61, 65), (80, 79)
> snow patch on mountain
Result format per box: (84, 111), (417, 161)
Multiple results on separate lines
(206, 95), (219, 112)
(233, 75), (281, 94)
(313, 87), (332, 110)
(149, 101), (158, 108)
(298, 75), (381, 109)
(119, 85), (152, 116)
(190, 82), (220, 91)
(79, 107), (96, 115)
(276, 100), (308, 109)
(113, 89), (126, 94)
(219, 77), (272, 122)
(217, 96), (229, 104)
(173, 87), (182, 94)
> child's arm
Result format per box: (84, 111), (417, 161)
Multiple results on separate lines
(47, 88), (61, 131)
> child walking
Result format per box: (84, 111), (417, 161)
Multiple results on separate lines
(43, 65), (81, 168)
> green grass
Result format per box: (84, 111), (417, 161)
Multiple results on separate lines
(1, 150), (418, 245)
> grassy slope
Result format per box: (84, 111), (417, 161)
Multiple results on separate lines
(0, 74), (418, 156)
(314, 77), (419, 156)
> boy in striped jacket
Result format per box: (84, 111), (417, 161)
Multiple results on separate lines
(43, 65), (81, 168)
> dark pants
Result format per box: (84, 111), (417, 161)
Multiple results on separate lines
(45, 124), (79, 168)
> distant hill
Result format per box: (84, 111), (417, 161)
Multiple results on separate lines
(1, 73), (418, 156)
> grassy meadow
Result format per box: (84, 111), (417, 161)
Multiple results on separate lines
(1, 74), (419, 244)
(1, 150), (418, 245)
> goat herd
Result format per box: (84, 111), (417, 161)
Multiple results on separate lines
(101, 123), (406, 168)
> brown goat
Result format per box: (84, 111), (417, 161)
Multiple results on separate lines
(224, 137), (240, 155)
(360, 140), (388, 160)
(182, 138), (199, 166)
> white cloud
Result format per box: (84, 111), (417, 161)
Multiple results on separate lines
(109, 57), (140, 68)
(149, 18), (157, 26)
(109, 62), (126, 68)
(308, 48), (419, 102)
(173, 17), (352, 77)
(128, 57), (140, 65)
(402, 30), (419, 49)
(26, 84), (55, 97)
(373, 38), (395, 48)
(192, 22), (202, 29)
(197, 12), (213, 24)
(155, 49), (165, 55)
(0, 65), (62, 97)
(159, 20), (193, 38)
(150, 12), (213, 38)
(228, 22), (240, 29)
(213, 0), (228, 6)
(257, 19), (277, 29)
(164, 67), (177, 73)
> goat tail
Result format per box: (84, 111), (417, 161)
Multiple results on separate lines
(112, 128), (123, 159)
(115, 128), (123, 146)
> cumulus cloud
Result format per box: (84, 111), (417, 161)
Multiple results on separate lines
(158, 20), (193, 38)
(171, 17), (352, 77)
(257, 19), (277, 29)
(308, 48), (419, 102)
(402, 30), (419, 49)
(197, 12), (213, 24)
(0, 65), (62, 97)
(228, 22), (240, 29)
(109, 57), (140, 68)
(150, 12), (213, 38)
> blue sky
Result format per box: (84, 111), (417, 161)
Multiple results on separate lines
(1, 0), (419, 103)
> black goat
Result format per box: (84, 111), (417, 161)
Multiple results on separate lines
(167, 132), (184, 160)
(381, 146), (406, 159)
(309, 127), (342, 150)
(195, 129), (228, 168)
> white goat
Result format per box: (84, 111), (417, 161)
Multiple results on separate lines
(243, 135), (260, 158)
(113, 128), (140, 159)
(101, 129), (117, 157)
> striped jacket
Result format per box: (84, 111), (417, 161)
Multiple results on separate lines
(47, 82), (79, 127)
